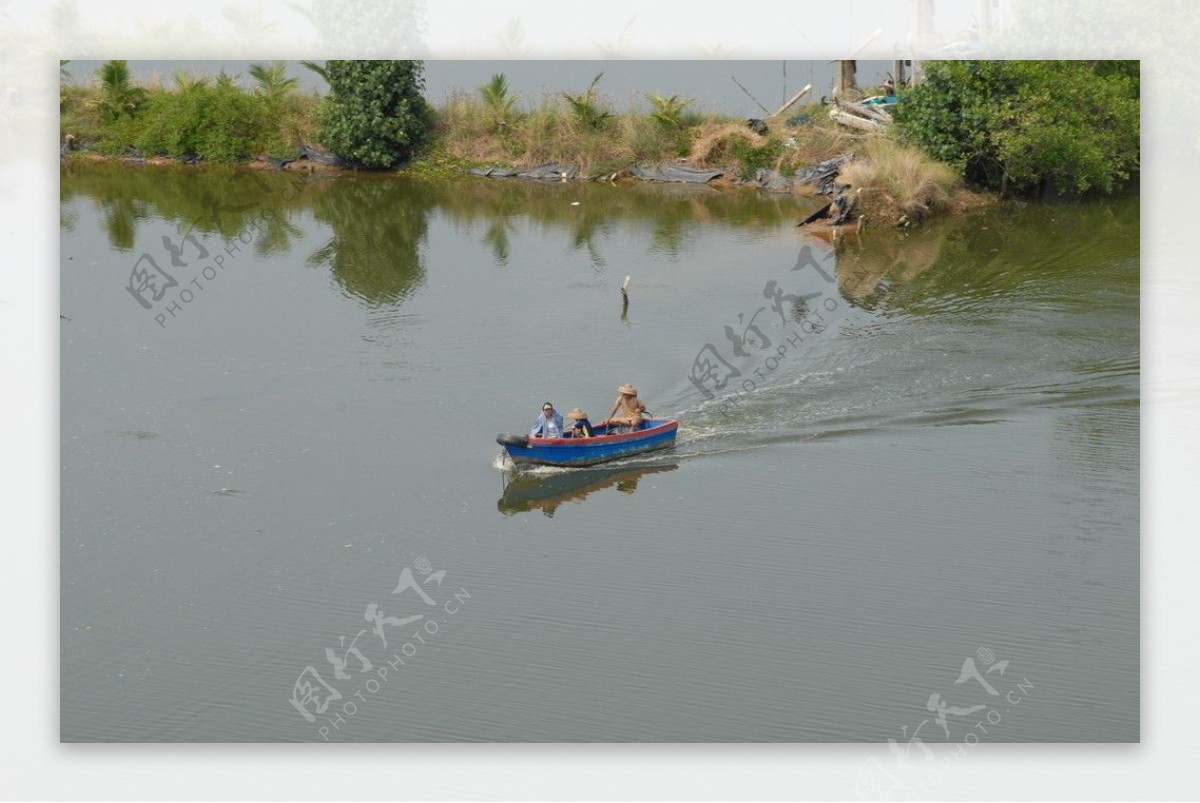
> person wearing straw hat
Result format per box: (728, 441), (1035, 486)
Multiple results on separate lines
(603, 383), (648, 433)
(530, 401), (564, 438)
(564, 408), (593, 438)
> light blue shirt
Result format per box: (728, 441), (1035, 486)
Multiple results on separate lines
(530, 410), (564, 438)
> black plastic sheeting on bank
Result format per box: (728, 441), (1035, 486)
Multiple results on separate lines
(299, 143), (348, 167)
(627, 164), (725, 183)
(465, 156), (857, 196)
(751, 168), (793, 193)
(793, 153), (854, 195)
(468, 163), (579, 181)
(469, 163), (722, 184)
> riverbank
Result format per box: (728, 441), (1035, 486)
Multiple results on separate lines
(61, 77), (991, 229)
(63, 58), (1141, 230)
(63, 123), (992, 232)
(426, 96), (992, 227)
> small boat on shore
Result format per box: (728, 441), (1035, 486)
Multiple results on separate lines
(496, 419), (679, 468)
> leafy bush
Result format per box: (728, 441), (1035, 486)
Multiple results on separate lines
(317, 60), (432, 168)
(895, 60), (1139, 195)
(136, 83), (279, 162)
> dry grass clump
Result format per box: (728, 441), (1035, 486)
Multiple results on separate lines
(432, 90), (686, 175)
(685, 117), (864, 176)
(432, 91), (888, 183)
(837, 138), (960, 226)
(687, 122), (766, 167)
(786, 118), (858, 166)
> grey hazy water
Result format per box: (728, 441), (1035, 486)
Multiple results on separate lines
(60, 163), (1138, 743)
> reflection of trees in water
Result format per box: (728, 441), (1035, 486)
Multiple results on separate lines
(98, 195), (142, 251)
(254, 210), (304, 256)
(58, 169), (78, 233)
(62, 163), (444, 308)
(64, 162), (818, 304)
(432, 177), (801, 274)
(829, 194), (1138, 315)
(59, 161), (309, 253)
(62, 164), (433, 307)
(649, 217), (685, 256)
(66, 164), (1134, 324)
(832, 225), (949, 311)
(568, 206), (615, 272)
(482, 219), (513, 265)
(306, 176), (435, 305)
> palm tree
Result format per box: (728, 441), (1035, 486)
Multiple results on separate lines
(298, 60), (329, 86)
(214, 69), (237, 90)
(171, 71), (210, 93)
(249, 61), (299, 104)
(647, 94), (692, 130)
(563, 73), (611, 130)
(95, 60), (146, 122)
(479, 73), (516, 131)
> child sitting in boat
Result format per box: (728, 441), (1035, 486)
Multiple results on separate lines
(565, 408), (593, 438)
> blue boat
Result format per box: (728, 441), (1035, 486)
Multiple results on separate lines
(496, 419), (679, 468)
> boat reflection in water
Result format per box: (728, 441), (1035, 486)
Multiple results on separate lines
(497, 461), (679, 517)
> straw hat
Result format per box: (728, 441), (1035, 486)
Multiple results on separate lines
(566, 408), (588, 420)
(617, 383), (637, 395)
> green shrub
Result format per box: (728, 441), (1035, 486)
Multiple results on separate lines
(729, 136), (784, 178)
(94, 113), (145, 156)
(134, 83), (278, 161)
(317, 60), (432, 168)
(896, 60), (1139, 195)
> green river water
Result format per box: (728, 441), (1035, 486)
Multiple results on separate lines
(60, 162), (1138, 743)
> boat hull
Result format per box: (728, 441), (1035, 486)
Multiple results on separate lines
(497, 419), (679, 468)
